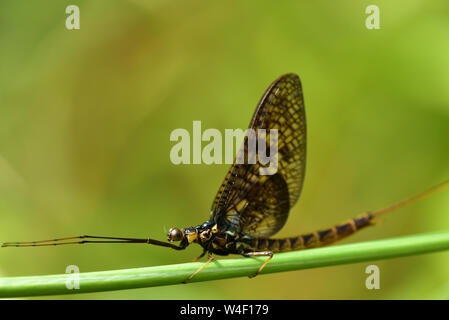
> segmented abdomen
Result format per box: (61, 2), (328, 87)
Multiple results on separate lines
(249, 212), (374, 253)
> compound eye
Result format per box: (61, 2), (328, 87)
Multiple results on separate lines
(167, 227), (182, 242)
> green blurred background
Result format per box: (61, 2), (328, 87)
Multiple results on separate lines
(1, 0), (449, 299)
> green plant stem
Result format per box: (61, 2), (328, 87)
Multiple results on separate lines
(1, 230), (449, 298)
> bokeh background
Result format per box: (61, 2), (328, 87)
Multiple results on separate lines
(1, 0), (449, 299)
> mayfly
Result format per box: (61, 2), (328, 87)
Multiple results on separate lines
(3, 73), (448, 281)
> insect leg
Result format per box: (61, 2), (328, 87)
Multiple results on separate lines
(1, 235), (148, 247)
(192, 249), (207, 262)
(183, 252), (214, 284)
(243, 251), (274, 278)
(1, 235), (186, 250)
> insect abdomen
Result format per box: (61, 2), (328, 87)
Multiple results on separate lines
(250, 212), (374, 253)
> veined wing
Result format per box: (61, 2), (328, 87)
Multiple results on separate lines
(210, 73), (306, 237)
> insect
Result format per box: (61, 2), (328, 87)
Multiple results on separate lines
(2, 73), (448, 282)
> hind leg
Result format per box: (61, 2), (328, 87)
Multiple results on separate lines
(243, 251), (273, 278)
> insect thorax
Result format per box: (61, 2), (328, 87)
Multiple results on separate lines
(194, 222), (253, 256)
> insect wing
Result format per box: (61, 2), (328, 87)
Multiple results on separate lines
(210, 73), (306, 237)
